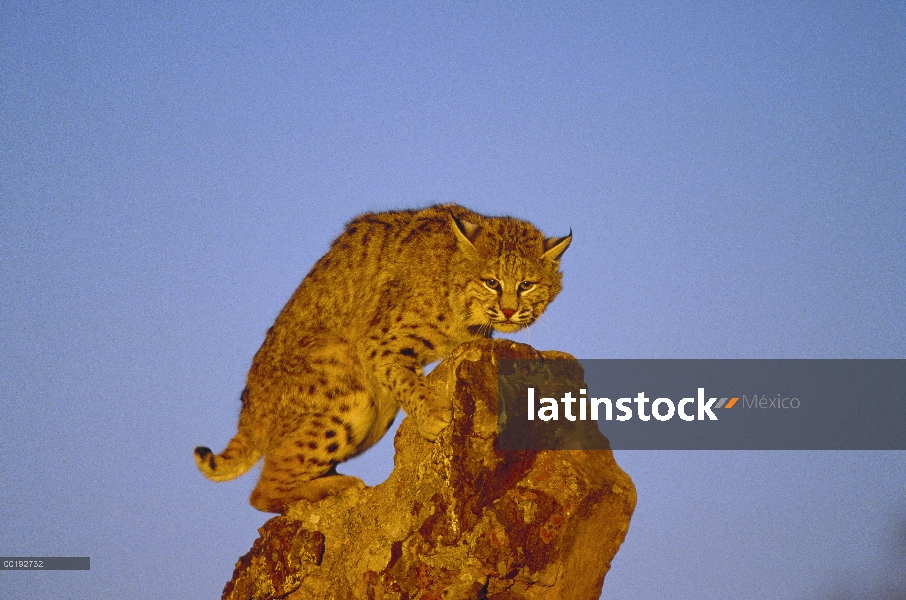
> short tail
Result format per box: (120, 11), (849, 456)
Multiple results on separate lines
(194, 430), (262, 482)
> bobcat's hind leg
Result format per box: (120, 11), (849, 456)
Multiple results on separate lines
(250, 468), (363, 513)
(249, 416), (366, 513)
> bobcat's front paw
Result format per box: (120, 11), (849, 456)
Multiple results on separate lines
(416, 392), (453, 441)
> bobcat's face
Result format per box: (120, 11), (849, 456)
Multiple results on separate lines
(465, 265), (558, 333)
(450, 213), (571, 336)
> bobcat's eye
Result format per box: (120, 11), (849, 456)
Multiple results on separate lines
(518, 281), (536, 292)
(483, 278), (500, 291)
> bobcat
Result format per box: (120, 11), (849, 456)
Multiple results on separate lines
(194, 204), (570, 512)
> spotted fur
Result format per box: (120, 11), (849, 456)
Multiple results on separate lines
(194, 204), (570, 512)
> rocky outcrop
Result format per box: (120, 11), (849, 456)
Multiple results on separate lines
(222, 339), (636, 600)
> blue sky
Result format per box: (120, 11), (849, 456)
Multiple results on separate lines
(2, 2), (905, 598)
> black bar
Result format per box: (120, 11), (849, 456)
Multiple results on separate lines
(0, 557), (90, 570)
(498, 359), (906, 450)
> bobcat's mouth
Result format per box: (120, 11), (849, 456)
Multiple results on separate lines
(471, 303), (534, 334)
(491, 312), (532, 333)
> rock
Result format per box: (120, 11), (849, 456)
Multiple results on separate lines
(222, 339), (636, 600)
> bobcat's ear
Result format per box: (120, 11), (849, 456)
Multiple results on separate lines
(542, 229), (572, 263)
(450, 214), (481, 256)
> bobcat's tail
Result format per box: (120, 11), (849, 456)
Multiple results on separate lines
(194, 429), (262, 482)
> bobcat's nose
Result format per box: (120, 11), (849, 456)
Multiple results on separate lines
(501, 308), (516, 320)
